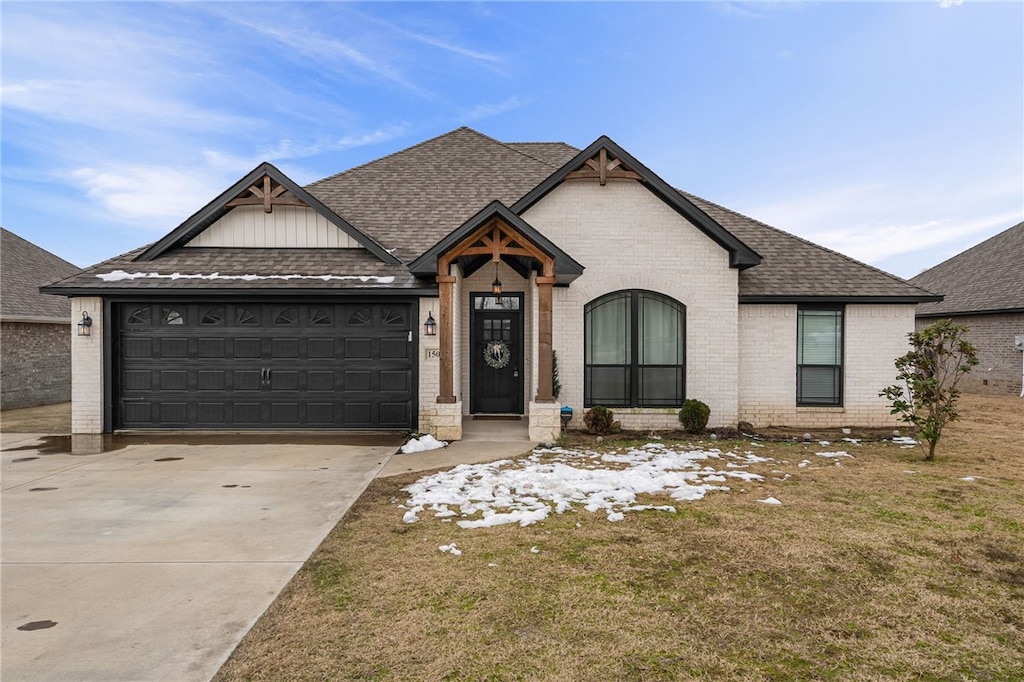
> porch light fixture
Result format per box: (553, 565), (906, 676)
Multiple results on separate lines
(491, 261), (503, 297)
(77, 311), (93, 337)
(424, 311), (437, 337)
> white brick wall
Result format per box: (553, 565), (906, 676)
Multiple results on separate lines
(738, 303), (915, 427)
(523, 179), (740, 429)
(417, 297), (440, 433)
(71, 297), (103, 434)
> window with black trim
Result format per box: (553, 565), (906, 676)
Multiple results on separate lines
(797, 306), (844, 406)
(584, 290), (685, 407)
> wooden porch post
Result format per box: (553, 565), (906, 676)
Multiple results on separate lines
(436, 272), (457, 403)
(535, 273), (556, 403)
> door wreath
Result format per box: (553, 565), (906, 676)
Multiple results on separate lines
(483, 339), (512, 369)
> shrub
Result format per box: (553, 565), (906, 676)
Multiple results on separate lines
(552, 350), (561, 401)
(584, 405), (615, 435)
(879, 319), (978, 461)
(678, 399), (711, 434)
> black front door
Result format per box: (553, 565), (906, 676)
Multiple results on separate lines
(470, 294), (523, 414)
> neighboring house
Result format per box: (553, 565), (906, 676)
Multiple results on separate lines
(910, 221), (1024, 396)
(1, 228), (80, 410)
(42, 128), (939, 442)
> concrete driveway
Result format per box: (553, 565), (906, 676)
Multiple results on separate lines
(1, 431), (401, 682)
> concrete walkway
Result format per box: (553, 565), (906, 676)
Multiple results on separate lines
(1, 432), (401, 682)
(379, 417), (538, 477)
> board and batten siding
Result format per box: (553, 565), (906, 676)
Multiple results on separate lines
(185, 206), (362, 248)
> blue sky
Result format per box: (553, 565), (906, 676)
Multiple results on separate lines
(2, 1), (1021, 279)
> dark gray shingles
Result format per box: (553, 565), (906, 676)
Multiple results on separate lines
(911, 220), (1024, 315)
(682, 193), (939, 300)
(306, 128), (574, 262)
(1, 228), (81, 319)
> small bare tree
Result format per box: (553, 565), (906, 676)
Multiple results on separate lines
(879, 319), (979, 461)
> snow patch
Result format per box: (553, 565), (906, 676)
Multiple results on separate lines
(757, 497), (782, 505)
(96, 269), (395, 284)
(401, 434), (447, 454)
(400, 444), (772, 529)
(815, 450), (851, 458)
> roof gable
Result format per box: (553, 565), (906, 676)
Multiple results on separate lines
(135, 163), (400, 264)
(511, 136), (762, 269)
(911, 220), (1024, 316)
(408, 200), (584, 284)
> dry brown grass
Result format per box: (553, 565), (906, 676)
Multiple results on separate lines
(216, 395), (1024, 681)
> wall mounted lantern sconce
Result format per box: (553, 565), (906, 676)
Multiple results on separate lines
(424, 311), (437, 337)
(77, 311), (93, 337)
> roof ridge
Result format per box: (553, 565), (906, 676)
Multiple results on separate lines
(911, 219), (1024, 281)
(502, 140), (581, 167)
(678, 189), (942, 298)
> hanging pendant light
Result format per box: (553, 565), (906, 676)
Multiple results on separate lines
(491, 261), (503, 296)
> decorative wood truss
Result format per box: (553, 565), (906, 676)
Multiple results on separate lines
(565, 147), (643, 186)
(225, 174), (307, 213)
(436, 216), (556, 405)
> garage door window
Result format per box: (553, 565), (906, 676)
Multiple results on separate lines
(201, 306), (225, 325)
(236, 307), (258, 325)
(310, 308), (332, 325)
(274, 307), (298, 325)
(127, 307), (151, 326)
(161, 307), (184, 325)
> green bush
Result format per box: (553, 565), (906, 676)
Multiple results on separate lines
(678, 399), (711, 434)
(584, 405), (615, 435)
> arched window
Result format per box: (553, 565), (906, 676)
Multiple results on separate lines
(584, 290), (685, 407)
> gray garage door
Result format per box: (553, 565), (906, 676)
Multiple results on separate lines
(115, 301), (414, 429)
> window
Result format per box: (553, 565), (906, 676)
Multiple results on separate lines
(160, 307), (184, 325)
(274, 307), (298, 325)
(126, 306), (151, 326)
(200, 306), (225, 325)
(585, 290), (685, 407)
(310, 308), (332, 326)
(797, 306), (843, 406)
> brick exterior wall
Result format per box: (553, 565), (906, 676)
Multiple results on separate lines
(916, 313), (1024, 396)
(522, 179), (740, 430)
(70, 297), (104, 434)
(738, 303), (915, 428)
(0, 321), (72, 409)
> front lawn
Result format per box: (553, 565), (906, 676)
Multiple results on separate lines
(216, 394), (1024, 681)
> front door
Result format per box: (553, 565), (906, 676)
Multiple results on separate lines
(470, 293), (524, 414)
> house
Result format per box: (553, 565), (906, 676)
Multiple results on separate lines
(42, 127), (939, 445)
(910, 221), (1024, 396)
(2, 228), (80, 410)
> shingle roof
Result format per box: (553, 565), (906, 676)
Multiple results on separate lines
(306, 127), (567, 263)
(1, 228), (80, 321)
(683, 194), (940, 301)
(43, 127), (937, 303)
(41, 248), (419, 294)
(911, 220), (1024, 316)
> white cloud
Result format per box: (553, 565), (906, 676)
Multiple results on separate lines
(939, 0), (965, 8)
(461, 97), (529, 122)
(68, 165), (234, 227)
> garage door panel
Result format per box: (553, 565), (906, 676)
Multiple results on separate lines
(197, 370), (225, 391)
(233, 370), (262, 391)
(234, 338), (261, 358)
(160, 403), (188, 424)
(197, 402), (226, 424)
(269, 370), (299, 391)
(380, 370), (408, 392)
(123, 370), (151, 391)
(161, 338), (189, 358)
(344, 338), (373, 359)
(123, 338), (153, 358)
(271, 338), (299, 359)
(380, 338), (409, 359)
(159, 370), (188, 391)
(197, 338), (226, 358)
(116, 302), (414, 430)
